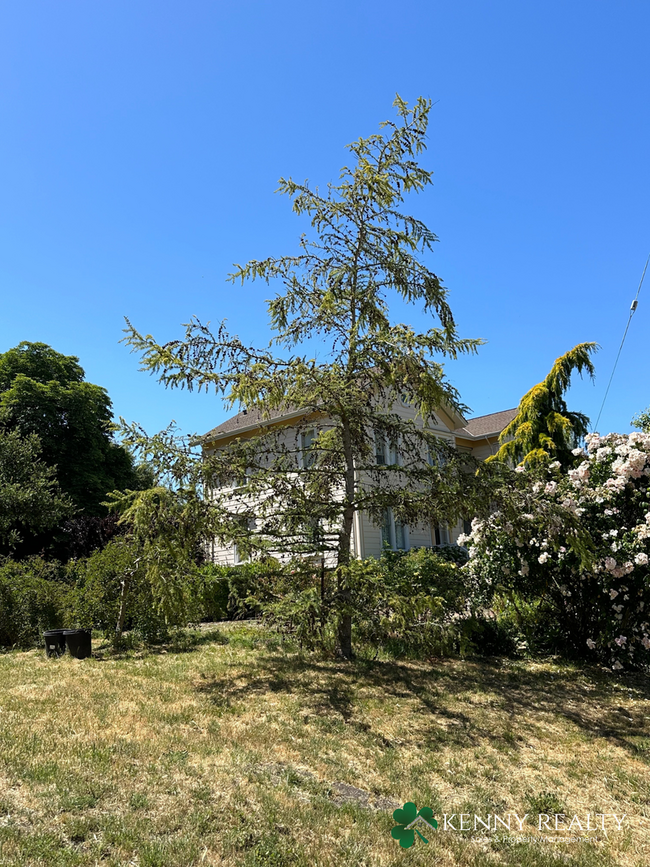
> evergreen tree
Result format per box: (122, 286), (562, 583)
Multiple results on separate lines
(119, 96), (497, 657)
(487, 343), (598, 468)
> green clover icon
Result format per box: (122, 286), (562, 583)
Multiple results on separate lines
(391, 802), (438, 848)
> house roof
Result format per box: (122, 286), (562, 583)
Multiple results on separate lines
(454, 408), (518, 440)
(202, 404), (518, 445)
(201, 405), (300, 443)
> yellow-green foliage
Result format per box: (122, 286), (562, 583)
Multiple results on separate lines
(488, 342), (597, 468)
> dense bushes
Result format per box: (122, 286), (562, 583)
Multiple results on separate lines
(230, 547), (481, 657)
(0, 538), (560, 663)
(72, 538), (172, 642)
(0, 539), (194, 648)
(0, 545), (503, 657)
(463, 431), (650, 670)
(0, 558), (73, 647)
(0, 546), (287, 649)
(198, 560), (280, 621)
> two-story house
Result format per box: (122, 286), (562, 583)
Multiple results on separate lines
(201, 404), (517, 565)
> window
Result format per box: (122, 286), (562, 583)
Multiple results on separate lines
(233, 517), (255, 564)
(394, 518), (407, 550)
(301, 429), (317, 468)
(375, 431), (387, 465)
(375, 431), (399, 466)
(380, 509), (391, 548)
(434, 524), (450, 546)
(428, 437), (449, 467)
(381, 508), (408, 550)
(233, 544), (246, 565)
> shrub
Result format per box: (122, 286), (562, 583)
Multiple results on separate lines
(72, 538), (172, 642)
(0, 558), (73, 648)
(198, 559), (281, 622)
(195, 560), (270, 620)
(463, 432), (650, 670)
(237, 547), (478, 657)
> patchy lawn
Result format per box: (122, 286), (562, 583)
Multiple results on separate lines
(0, 623), (649, 866)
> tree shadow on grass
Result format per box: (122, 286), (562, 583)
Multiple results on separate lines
(193, 649), (650, 760)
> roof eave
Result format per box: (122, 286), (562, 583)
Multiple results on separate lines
(454, 428), (505, 441)
(201, 408), (314, 446)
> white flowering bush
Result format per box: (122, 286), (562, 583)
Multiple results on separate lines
(461, 432), (650, 670)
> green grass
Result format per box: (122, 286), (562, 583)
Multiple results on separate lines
(0, 623), (649, 865)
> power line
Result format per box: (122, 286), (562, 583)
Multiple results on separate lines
(593, 254), (649, 433)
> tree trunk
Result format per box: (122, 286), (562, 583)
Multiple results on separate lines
(115, 557), (142, 643)
(115, 571), (133, 643)
(336, 419), (356, 659)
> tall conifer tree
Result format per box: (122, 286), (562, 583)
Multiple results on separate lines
(120, 96), (495, 656)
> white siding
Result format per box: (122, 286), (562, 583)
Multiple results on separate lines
(207, 397), (467, 565)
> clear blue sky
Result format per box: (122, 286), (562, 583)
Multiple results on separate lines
(1, 1), (648, 438)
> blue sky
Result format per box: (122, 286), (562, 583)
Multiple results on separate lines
(1, 1), (648, 438)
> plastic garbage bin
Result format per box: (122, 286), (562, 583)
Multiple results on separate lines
(63, 629), (92, 659)
(44, 629), (67, 658)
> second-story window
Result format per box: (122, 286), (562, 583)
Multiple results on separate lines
(434, 524), (450, 546)
(428, 437), (450, 467)
(301, 429), (317, 468)
(375, 431), (387, 465)
(375, 431), (399, 466)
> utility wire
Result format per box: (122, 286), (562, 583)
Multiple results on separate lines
(593, 254), (649, 432)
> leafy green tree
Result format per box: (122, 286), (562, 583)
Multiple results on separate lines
(632, 407), (650, 433)
(0, 428), (73, 551)
(0, 342), (142, 515)
(118, 96), (498, 657)
(487, 343), (598, 469)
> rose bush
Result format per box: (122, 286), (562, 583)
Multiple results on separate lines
(461, 432), (650, 670)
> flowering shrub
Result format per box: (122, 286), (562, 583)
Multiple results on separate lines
(461, 432), (650, 670)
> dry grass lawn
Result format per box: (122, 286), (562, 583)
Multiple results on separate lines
(0, 623), (649, 866)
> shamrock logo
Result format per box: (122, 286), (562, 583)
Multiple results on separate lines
(391, 802), (438, 848)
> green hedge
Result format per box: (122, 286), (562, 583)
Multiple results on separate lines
(0, 558), (73, 648)
(0, 545), (506, 659)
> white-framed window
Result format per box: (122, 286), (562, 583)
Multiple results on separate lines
(301, 428), (317, 468)
(235, 468), (250, 488)
(233, 543), (246, 565)
(375, 431), (399, 466)
(381, 508), (408, 551)
(233, 517), (255, 564)
(433, 524), (450, 546)
(428, 436), (451, 467)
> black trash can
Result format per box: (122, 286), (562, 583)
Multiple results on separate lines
(64, 629), (92, 659)
(44, 629), (67, 658)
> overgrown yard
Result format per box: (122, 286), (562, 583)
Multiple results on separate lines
(0, 625), (649, 867)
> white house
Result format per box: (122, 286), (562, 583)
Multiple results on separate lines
(201, 403), (517, 565)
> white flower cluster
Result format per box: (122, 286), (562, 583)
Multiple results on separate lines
(463, 431), (650, 672)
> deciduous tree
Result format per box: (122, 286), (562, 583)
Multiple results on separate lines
(0, 342), (144, 515)
(0, 429), (73, 551)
